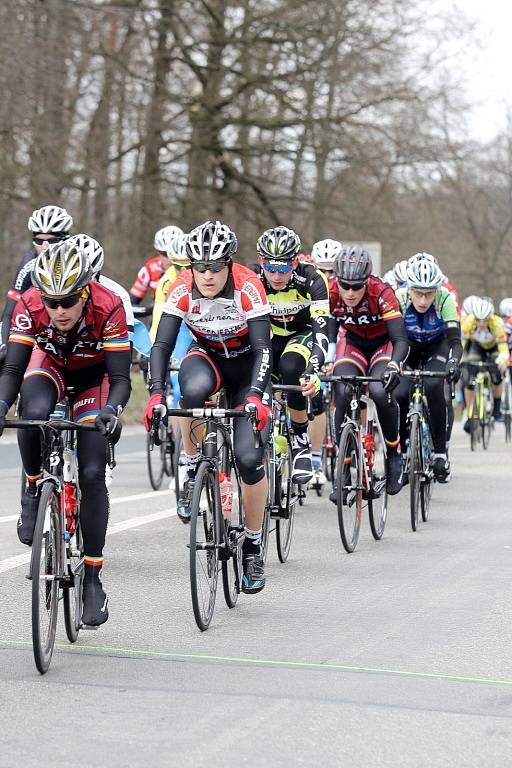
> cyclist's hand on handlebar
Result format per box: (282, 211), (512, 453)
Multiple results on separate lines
(321, 362), (333, 376)
(381, 362), (400, 393)
(497, 351), (510, 373)
(446, 358), (461, 382)
(300, 373), (321, 397)
(245, 395), (272, 431)
(95, 406), (123, 443)
(143, 393), (166, 432)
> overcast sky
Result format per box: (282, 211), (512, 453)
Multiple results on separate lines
(456, 0), (512, 140)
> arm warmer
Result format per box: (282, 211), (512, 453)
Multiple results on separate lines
(149, 313), (181, 394)
(247, 315), (273, 399)
(386, 316), (409, 365)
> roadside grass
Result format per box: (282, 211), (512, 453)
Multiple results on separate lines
(123, 369), (147, 425)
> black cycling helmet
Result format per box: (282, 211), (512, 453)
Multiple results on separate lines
(334, 246), (372, 284)
(256, 226), (301, 260)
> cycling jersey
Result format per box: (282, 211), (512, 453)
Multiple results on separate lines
(129, 255), (167, 302)
(258, 262), (329, 375)
(149, 264), (178, 342)
(97, 275), (134, 333)
(461, 314), (508, 353)
(396, 287), (459, 344)
(330, 275), (408, 363)
(150, 263), (272, 401)
(0, 281), (131, 411)
(0, 250), (36, 346)
(442, 277), (461, 319)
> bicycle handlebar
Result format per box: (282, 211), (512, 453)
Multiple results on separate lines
(271, 383), (314, 420)
(155, 406), (261, 448)
(319, 375), (382, 384)
(400, 370), (450, 379)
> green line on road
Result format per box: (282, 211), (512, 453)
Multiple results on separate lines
(1, 637), (512, 688)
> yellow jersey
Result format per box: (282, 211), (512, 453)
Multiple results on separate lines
(149, 264), (177, 342)
(461, 313), (508, 353)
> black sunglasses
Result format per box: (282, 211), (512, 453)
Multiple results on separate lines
(191, 260), (230, 273)
(339, 280), (367, 291)
(33, 234), (68, 246)
(42, 293), (82, 310)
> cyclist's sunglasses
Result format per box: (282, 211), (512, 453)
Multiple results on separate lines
(33, 234), (68, 246)
(262, 259), (294, 274)
(191, 260), (230, 273)
(42, 292), (82, 310)
(339, 280), (367, 291)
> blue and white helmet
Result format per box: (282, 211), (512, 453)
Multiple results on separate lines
(406, 257), (443, 290)
(154, 225), (184, 253)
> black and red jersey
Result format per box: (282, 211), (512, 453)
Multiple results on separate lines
(330, 276), (402, 342)
(162, 263), (270, 358)
(9, 281), (130, 371)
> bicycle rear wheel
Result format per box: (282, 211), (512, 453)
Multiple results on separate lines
(409, 414), (421, 532)
(260, 445), (274, 564)
(189, 462), (219, 631)
(31, 482), (60, 674)
(146, 433), (165, 490)
(222, 476), (243, 609)
(276, 444), (296, 563)
(482, 419), (491, 450)
(63, 518), (84, 643)
(505, 414), (512, 443)
(368, 426), (387, 540)
(470, 416), (480, 451)
(336, 423), (362, 553)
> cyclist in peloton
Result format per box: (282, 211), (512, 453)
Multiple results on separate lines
(461, 297), (509, 430)
(129, 225), (184, 306)
(256, 226), (330, 485)
(0, 205), (73, 366)
(0, 241), (131, 625)
(144, 220), (272, 594)
(329, 247), (409, 496)
(394, 255), (462, 482)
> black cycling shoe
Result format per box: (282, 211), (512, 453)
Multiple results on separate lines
(433, 457), (451, 483)
(463, 419), (471, 434)
(177, 471), (195, 524)
(82, 579), (109, 626)
(242, 554), (265, 594)
(17, 488), (39, 546)
(386, 451), (403, 495)
(290, 433), (313, 485)
(401, 455), (409, 487)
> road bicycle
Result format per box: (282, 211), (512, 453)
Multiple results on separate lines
(321, 375), (388, 553)
(463, 360), (496, 451)
(153, 404), (258, 631)
(401, 369), (450, 532)
(5, 407), (115, 674)
(260, 384), (306, 565)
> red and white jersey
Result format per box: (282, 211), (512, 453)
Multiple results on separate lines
(442, 277), (461, 319)
(162, 263), (269, 358)
(330, 275), (402, 342)
(129, 255), (166, 300)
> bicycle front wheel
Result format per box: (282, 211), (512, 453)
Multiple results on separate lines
(189, 462), (220, 631)
(63, 518), (84, 643)
(276, 444), (296, 563)
(420, 421), (434, 523)
(368, 426), (387, 540)
(146, 432), (165, 490)
(31, 482), (60, 674)
(336, 423), (362, 553)
(409, 414), (421, 532)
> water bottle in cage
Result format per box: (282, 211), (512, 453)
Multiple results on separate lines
(363, 432), (375, 468)
(219, 472), (233, 518)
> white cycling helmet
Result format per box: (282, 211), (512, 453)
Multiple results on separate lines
(462, 295), (478, 316)
(392, 259), (408, 285)
(154, 225), (184, 253)
(32, 239), (92, 296)
(382, 270), (398, 289)
(408, 251), (438, 266)
(499, 298), (512, 317)
(311, 239), (343, 270)
(166, 233), (188, 268)
(406, 257), (443, 290)
(28, 205), (73, 235)
(68, 234), (104, 275)
(186, 220), (237, 262)
(472, 297), (494, 321)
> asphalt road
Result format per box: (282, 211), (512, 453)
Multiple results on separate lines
(0, 423), (511, 767)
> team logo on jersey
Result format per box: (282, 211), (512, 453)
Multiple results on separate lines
(13, 313), (31, 331)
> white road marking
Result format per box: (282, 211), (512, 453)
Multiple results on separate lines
(0, 506), (177, 574)
(0, 516), (19, 524)
(110, 489), (171, 505)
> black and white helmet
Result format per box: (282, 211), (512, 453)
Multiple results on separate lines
(334, 246), (372, 284)
(186, 220), (237, 262)
(472, 297), (494, 321)
(154, 225), (184, 253)
(28, 205), (73, 235)
(408, 251), (437, 266)
(32, 240), (92, 296)
(499, 298), (512, 318)
(406, 256), (443, 290)
(256, 226), (301, 260)
(68, 234), (104, 275)
(312, 239), (343, 270)
(392, 259), (408, 285)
